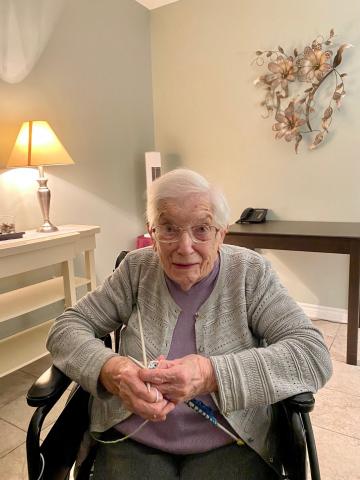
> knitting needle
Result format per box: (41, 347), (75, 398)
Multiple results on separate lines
(136, 305), (151, 392)
(128, 355), (160, 401)
(128, 355), (145, 369)
(137, 305), (148, 367)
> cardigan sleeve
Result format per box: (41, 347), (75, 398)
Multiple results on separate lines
(46, 256), (135, 398)
(210, 252), (333, 414)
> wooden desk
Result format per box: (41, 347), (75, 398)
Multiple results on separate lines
(0, 224), (100, 376)
(225, 221), (360, 365)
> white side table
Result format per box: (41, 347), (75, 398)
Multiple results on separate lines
(0, 224), (100, 377)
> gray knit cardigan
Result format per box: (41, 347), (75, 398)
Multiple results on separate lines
(47, 245), (332, 470)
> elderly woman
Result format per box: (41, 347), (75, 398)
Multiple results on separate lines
(47, 169), (332, 480)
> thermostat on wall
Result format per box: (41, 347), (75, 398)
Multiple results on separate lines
(145, 151), (161, 193)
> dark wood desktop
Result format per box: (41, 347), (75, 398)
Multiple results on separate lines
(225, 221), (360, 365)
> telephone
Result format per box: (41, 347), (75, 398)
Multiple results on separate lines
(236, 208), (268, 224)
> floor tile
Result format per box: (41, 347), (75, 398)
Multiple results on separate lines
(20, 354), (52, 378)
(330, 333), (360, 365)
(0, 442), (27, 480)
(336, 323), (358, 338)
(313, 425), (360, 480)
(312, 319), (341, 337)
(0, 391), (69, 432)
(311, 388), (360, 439)
(0, 419), (26, 458)
(326, 358), (360, 397)
(0, 370), (36, 408)
(336, 323), (347, 337)
(322, 334), (335, 350)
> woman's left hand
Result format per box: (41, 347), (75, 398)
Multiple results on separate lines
(139, 354), (218, 404)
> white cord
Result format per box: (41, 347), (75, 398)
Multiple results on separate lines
(35, 453), (45, 480)
(91, 419), (149, 444)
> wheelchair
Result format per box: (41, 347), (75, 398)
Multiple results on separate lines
(26, 252), (321, 480)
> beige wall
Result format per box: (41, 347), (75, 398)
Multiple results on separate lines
(1, 0), (358, 321)
(0, 0), (154, 282)
(151, 0), (360, 310)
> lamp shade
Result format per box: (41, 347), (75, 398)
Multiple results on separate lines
(6, 121), (74, 167)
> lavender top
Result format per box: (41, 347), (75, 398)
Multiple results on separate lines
(115, 257), (235, 454)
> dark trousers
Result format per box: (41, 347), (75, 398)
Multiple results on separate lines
(92, 437), (280, 480)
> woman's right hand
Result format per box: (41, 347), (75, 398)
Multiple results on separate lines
(99, 356), (175, 422)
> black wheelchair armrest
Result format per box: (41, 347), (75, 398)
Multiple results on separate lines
(27, 365), (71, 408)
(282, 392), (315, 414)
(278, 392), (320, 480)
(26, 366), (90, 480)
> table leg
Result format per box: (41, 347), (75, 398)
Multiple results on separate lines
(62, 260), (77, 308)
(85, 250), (97, 291)
(347, 245), (360, 365)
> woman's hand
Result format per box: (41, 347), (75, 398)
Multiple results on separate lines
(99, 356), (175, 421)
(139, 354), (218, 404)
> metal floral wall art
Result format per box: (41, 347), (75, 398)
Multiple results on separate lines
(253, 30), (352, 153)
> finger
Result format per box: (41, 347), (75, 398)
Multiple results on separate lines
(139, 367), (178, 384)
(141, 399), (171, 420)
(150, 387), (163, 403)
(156, 359), (175, 369)
(137, 384), (164, 403)
(115, 374), (160, 403)
(150, 401), (176, 422)
(156, 384), (185, 403)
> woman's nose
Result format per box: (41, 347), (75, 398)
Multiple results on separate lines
(176, 230), (194, 253)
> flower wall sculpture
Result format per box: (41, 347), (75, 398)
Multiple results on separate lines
(253, 30), (352, 153)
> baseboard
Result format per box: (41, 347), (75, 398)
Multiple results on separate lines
(298, 302), (347, 324)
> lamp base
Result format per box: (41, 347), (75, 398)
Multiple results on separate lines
(37, 221), (58, 233)
(36, 166), (58, 233)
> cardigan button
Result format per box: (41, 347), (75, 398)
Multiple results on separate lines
(198, 345), (204, 352)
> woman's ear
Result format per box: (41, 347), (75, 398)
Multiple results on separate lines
(147, 224), (158, 252)
(219, 227), (227, 244)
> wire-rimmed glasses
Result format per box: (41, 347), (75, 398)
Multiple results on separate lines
(152, 224), (220, 244)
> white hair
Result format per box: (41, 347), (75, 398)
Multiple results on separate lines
(146, 168), (230, 228)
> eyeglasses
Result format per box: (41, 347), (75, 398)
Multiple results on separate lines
(152, 224), (220, 244)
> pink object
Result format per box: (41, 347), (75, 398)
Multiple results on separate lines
(136, 235), (153, 249)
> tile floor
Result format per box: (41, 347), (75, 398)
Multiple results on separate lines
(0, 319), (359, 479)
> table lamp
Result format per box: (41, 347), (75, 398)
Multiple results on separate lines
(6, 120), (74, 232)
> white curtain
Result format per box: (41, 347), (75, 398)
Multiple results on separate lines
(0, 0), (65, 84)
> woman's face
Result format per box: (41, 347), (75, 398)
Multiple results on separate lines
(149, 194), (226, 291)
